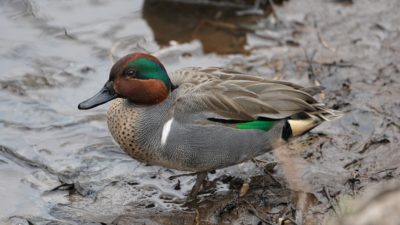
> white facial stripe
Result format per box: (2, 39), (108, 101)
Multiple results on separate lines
(161, 118), (174, 147)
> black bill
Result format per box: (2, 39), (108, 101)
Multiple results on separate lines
(78, 80), (118, 110)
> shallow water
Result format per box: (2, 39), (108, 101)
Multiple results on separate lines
(1, 0), (399, 224)
(0, 0), (260, 222)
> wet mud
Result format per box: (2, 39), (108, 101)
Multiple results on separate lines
(1, 0), (399, 224)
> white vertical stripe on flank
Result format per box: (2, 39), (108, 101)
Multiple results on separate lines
(161, 118), (174, 147)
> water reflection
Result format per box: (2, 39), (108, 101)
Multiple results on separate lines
(143, 0), (275, 54)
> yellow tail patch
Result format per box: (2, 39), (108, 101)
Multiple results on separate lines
(287, 117), (320, 137)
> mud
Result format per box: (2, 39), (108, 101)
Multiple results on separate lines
(1, 0), (399, 224)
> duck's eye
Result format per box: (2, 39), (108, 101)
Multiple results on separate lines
(124, 69), (136, 77)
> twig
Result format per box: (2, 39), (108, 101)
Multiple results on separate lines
(267, 0), (281, 22)
(264, 169), (284, 187)
(63, 28), (76, 40)
(317, 30), (336, 52)
(343, 158), (362, 169)
(195, 209), (200, 225)
(321, 60), (354, 68)
(250, 32), (282, 42)
(323, 186), (340, 217)
(313, 79), (325, 99)
(168, 172), (198, 180)
(279, 207), (299, 225)
(239, 182), (250, 197)
(366, 103), (393, 118)
(358, 137), (390, 154)
(251, 159), (283, 187)
(285, 217), (298, 225)
(48, 183), (74, 192)
(279, 217), (298, 225)
(303, 49), (325, 99)
(244, 200), (274, 225)
(303, 48), (317, 81)
(252, 158), (270, 164)
(373, 167), (397, 175)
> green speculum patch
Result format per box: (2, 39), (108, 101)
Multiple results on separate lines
(236, 120), (277, 131)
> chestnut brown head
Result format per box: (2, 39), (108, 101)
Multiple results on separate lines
(78, 53), (173, 110)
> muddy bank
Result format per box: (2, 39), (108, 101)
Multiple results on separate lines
(1, 0), (399, 224)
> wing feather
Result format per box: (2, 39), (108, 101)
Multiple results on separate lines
(170, 67), (324, 121)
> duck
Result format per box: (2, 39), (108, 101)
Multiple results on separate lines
(78, 52), (341, 200)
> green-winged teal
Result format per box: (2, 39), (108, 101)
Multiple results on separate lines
(78, 53), (341, 199)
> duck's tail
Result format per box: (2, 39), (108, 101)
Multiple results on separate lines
(311, 104), (344, 121)
(282, 105), (343, 140)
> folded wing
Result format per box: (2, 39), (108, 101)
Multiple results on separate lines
(170, 67), (328, 121)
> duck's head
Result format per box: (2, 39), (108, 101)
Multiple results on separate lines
(78, 53), (173, 110)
